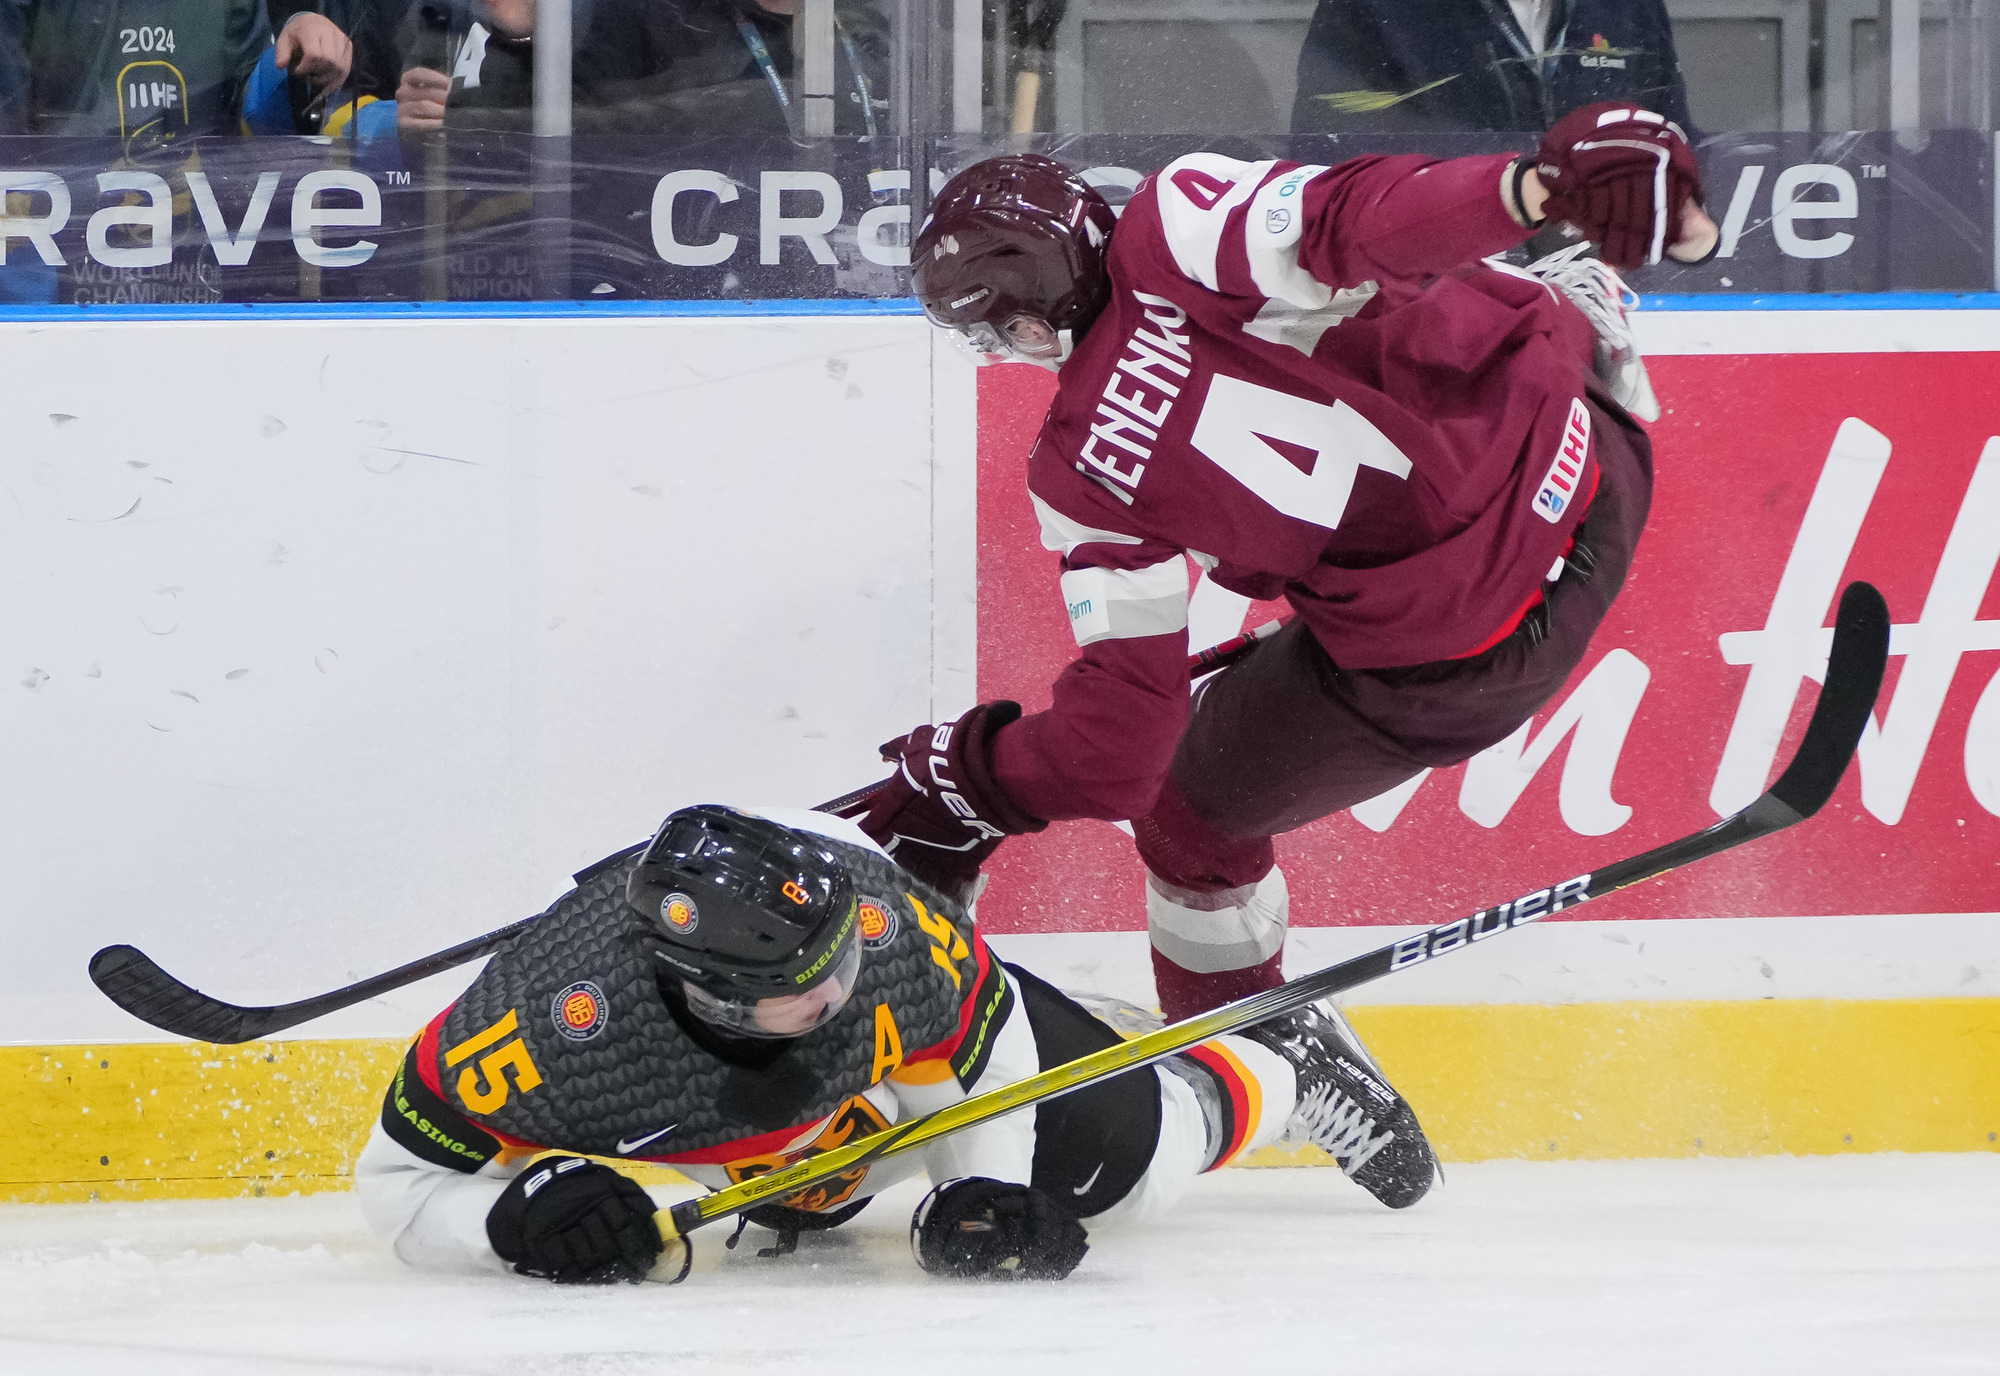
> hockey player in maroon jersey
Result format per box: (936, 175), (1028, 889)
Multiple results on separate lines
(355, 804), (1436, 1286)
(856, 107), (1717, 1174)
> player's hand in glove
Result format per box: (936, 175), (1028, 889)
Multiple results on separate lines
(1532, 102), (1711, 267)
(486, 1156), (663, 1283)
(910, 1177), (1090, 1281)
(856, 702), (1046, 905)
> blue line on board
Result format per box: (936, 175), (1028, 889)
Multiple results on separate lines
(3, 293), (1997, 322)
(0, 297), (928, 323)
(1642, 292), (2000, 311)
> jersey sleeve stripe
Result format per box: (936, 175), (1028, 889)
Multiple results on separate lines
(1156, 153), (1274, 292)
(1185, 1042), (1263, 1169)
(948, 955), (1014, 1089)
(1242, 164), (1334, 306)
(1030, 489), (1145, 557)
(1059, 559), (1190, 647)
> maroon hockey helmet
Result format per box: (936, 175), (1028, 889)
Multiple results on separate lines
(913, 155), (1119, 370)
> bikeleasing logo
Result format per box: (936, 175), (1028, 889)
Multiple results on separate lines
(1714, 419), (2000, 823)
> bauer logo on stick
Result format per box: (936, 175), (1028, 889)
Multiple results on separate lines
(661, 892), (699, 935)
(550, 981), (609, 1041)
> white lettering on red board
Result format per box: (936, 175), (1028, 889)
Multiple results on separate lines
(1343, 416), (2000, 833)
(1714, 422), (2000, 823)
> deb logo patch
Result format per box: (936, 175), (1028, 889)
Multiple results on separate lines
(1534, 397), (1592, 523)
(661, 891), (699, 935)
(857, 895), (899, 950)
(551, 981), (610, 1042)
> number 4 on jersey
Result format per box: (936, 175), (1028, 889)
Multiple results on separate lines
(1190, 374), (1413, 530)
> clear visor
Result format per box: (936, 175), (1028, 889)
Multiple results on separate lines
(680, 940), (862, 1039)
(944, 313), (1072, 372)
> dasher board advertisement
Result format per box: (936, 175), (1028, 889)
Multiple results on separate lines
(972, 340), (2000, 934)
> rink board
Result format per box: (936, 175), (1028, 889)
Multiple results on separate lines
(1, 306), (1996, 1200)
(5, 996), (1997, 1202)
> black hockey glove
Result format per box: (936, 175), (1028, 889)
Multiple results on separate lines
(910, 1178), (1089, 1281)
(486, 1156), (663, 1284)
(858, 701), (1046, 905)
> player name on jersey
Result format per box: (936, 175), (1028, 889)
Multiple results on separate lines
(1075, 292), (1194, 506)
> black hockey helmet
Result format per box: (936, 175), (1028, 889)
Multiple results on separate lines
(912, 154), (1118, 370)
(629, 805), (862, 1039)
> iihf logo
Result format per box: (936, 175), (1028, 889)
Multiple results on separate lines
(1534, 399), (1591, 524)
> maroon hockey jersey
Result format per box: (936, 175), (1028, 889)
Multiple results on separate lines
(990, 151), (1605, 823)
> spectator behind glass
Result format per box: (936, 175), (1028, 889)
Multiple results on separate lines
(395, 0), (889, 136)
(281, 0), (407, 101)
(0, 1), (353, 141)
(1291, 0), (1691, 135)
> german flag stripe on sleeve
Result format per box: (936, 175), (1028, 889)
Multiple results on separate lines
(949, 943), (1014, 1089)
(1186, 1042), (1262, 1169)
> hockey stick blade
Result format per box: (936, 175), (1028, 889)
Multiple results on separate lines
(88, 911), (550, 1045)
(655, 581), (1891, 1243)
(89, 944), (270, 1044)
(1768, 580), (1889, 820)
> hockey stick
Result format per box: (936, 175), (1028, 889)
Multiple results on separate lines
(88, 625), (1289, 1043)
(1189, 617), (1283, 678)
(652, 581), (1890, 1246)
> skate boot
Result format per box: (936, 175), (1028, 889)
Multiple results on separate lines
(1243, 1000), (1439, 1209)
(1523, 241), (1659, 422)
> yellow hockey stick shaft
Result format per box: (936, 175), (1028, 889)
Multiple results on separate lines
(655, 998), (1239, 1241)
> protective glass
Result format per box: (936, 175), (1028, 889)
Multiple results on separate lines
(679, 940), (862, 1039)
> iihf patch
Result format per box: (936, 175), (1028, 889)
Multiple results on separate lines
(551, 981), (609, 1041)
(857, 895), (899, 950)
(1533, 397), (1592, 525)
(661, 891), (699, 934)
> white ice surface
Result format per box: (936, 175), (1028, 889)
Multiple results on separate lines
(3, 1156), (1996, 1376)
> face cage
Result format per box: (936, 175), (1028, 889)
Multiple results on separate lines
(679, 940), (862, 1040)
(934, 312), (1075, 372)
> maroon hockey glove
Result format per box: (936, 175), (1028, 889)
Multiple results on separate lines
(859, 701), (1046, 904)
(910, 1178), (1090, 1280)
(1534, 102), (1704, 267)
(486, 1156), (662, 1284)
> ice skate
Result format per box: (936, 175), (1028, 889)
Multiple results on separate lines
(1523, 241), (1660, 422)
(1243, 1000), (1440, 1209)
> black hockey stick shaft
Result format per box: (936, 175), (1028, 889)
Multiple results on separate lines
(656, 582), (1889, 1241)
(89, 623), (1291, 1043)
